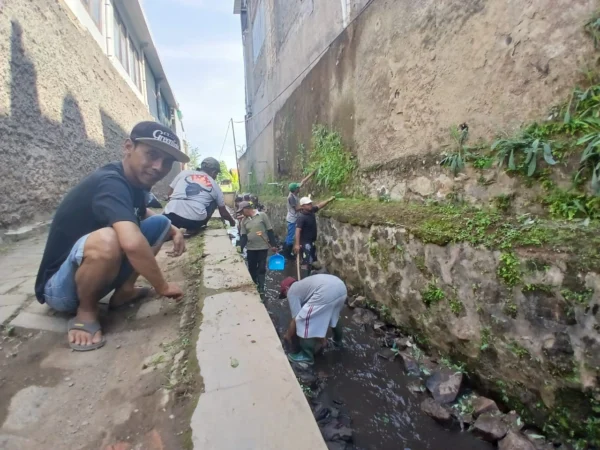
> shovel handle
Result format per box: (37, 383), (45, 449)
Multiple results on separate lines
(296, 253), (302, 280)
(256, 232), (270, 245)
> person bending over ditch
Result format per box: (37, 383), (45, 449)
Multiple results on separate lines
(284, 171), (316, 259)
(35, 121), (189, 351)
(237, 201), (278, 294)
(293, 195), (336, 273)
(279, 274), (346, 364)
(163, 157), (235, 236)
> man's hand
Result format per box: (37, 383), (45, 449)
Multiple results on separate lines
(157, 282), (184, 301)
(270, 247), (278, 253)
(168, 227), (186, 257)
(293, 244), (301, 254)
(228, 218), (236, 227)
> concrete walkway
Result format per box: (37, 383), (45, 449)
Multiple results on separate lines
(0, 222), (326, 449)
(0, 235), (46, 327)
(0, 233), (198, 450)
(191, 226), (327, 450)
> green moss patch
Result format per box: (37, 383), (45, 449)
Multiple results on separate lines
(315, 198), (600, 272)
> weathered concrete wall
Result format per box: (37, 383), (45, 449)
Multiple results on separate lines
(269, 0), (596, 181)
(265, 200), (600, 436)
(0, 0), (177, 229)
(242, 0), (369, 179)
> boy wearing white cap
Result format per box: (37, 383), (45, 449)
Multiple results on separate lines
(293, 195), (335, 272)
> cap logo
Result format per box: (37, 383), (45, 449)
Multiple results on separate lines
(152, 129), (180, 150)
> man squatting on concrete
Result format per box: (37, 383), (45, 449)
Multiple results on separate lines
(35, 122), (189, 351)
(237, 201), (278, 294)
(280, 274), (347, 364)
(283, 171), (316, 258)
(163, 157), (236, 235)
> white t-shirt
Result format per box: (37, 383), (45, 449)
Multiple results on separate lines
(287, 274), (347, 318)
(164, 170), (225, 221)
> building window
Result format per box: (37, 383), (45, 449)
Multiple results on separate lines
(113, 9), (143, 92)
(252, 0), (266, 62)
(114, 11), (128, 71)
(129, 40), (142, 90)
(80, 0), (103, 31)
(157, 90), (171, 128)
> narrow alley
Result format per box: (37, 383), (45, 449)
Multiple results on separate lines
(1, 0), (600, 449)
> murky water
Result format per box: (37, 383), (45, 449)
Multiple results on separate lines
(264, 267), (492, 450)
(226, 224), (491, 449)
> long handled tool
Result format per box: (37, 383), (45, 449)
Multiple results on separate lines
(296, 253), (301, 280)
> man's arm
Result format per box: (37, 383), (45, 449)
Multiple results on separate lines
(289, 195), (301, 212)
(294, 225), (302, 253)
(167, 171), (185, 200)
(239, 221), (248, 251)
(316, 196), (336, 210)
(212, 182), (236, 226)
(218, 206), (236, 226)
(239, 234), (248, 251)
(266, 230), (277, 249)
(112, 221), (179, 297)
(261, 214), (278, 248)
(92, 178), (181, 298)
(299, 170), (317, 188)
(283, 318), (297, 343)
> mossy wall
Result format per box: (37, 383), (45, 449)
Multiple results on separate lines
(265, 199), (600, 445)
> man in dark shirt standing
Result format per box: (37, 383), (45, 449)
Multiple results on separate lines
(35, 121), (189, 351)
(293, 195), (335, 272)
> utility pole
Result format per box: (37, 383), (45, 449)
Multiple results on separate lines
(231, 118), (242, 192)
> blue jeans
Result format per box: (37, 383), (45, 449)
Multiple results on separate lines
(43, 215), (171, 313)
(285, 222), (296, 246)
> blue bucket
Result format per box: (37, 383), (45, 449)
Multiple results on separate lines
(268, 253), (286, 271)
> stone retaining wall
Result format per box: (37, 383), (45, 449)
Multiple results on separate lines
(265, 200), (600, 436)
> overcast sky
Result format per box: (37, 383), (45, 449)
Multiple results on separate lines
(141, 0), (246, 170)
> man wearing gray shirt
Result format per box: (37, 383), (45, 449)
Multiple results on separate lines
(164, 157), (235, 234)
(279, 274), (347, 364)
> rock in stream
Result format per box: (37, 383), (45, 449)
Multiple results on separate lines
(425, 369), (463, 404)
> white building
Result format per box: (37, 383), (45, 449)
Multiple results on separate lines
(64, 0), (185, 139)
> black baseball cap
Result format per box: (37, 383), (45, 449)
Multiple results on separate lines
(130, 121), (190, 163)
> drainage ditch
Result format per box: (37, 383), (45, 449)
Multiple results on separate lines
(226, 223), (554, 450)
(261, 263), (496, 450)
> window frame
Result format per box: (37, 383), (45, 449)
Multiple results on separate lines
(113, 8), (144, 93)
(129, 39), (143, 91)
(80, 0), (103, 31)
(113, 10), (129, 73)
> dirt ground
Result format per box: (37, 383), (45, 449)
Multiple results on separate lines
(0, 238), (203, 450)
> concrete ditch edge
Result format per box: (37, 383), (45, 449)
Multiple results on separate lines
(190, 225), (327, 450)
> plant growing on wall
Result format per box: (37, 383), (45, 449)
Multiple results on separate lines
(492, 129), (556, 176)
(440, 123), (471, 175)
(307, 125), (356, 191)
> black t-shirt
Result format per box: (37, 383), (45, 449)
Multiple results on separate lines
(296, 206), (320, 245)
(35, 162), (147, 302)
